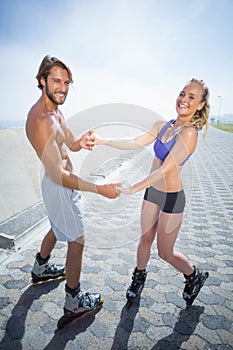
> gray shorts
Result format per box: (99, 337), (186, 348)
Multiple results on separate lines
(41, 176), (84, 242)
(144, 187), (185, 213)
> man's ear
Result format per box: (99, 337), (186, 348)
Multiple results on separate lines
(40, 77), (46, 88)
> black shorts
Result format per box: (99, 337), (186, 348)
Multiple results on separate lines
(144, 187), (185, 214)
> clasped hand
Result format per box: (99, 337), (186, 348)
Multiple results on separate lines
(116, 185), (135, 195)
(79, 131), (135, 196)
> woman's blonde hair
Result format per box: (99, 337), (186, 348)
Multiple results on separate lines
(182, 78), (210, 137)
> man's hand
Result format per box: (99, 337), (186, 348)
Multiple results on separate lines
(96, 183), (121, 198)
(79, 130), (95, 151)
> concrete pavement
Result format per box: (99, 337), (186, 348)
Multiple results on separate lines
(0, 126), (233, 350)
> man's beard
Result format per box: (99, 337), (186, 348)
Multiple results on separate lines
(45, 84), (66, 105)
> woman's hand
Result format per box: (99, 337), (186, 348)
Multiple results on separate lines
(92, 132), (106, 145)
(116, 185), (135, 195)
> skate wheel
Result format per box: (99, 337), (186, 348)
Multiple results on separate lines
(30, 279), (37, 285)
(57, 300), (104, 329)
(30, 274), (66, 285)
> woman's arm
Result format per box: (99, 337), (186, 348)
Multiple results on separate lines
(93, 121), (163, 150)
(121, 127), (198, 194)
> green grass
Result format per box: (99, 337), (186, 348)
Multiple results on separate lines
(211, 123), (233, 133)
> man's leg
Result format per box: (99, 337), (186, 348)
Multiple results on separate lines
(66, 238), (84, 289)
(40, 228), (57, 259)
(31, 228), (65, 283)
(60, 236), (103, 329)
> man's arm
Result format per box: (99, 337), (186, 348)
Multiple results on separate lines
(60, 116), (94, 152)
(69, 130), (95, 152)
(28, 117), (119, 198)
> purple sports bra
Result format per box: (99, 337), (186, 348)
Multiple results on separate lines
(153, 119), (191, 165)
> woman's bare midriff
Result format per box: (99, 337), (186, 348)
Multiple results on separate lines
(150, 158), (183, 193)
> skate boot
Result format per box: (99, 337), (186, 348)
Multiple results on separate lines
(31, 253), (65, 284)
(126, 267), (147, 309)
(183, 266), (209, 306)
(57, 284), (104, 329)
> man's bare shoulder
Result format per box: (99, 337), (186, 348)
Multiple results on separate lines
(26, 101), (55, 148)
(27, 99), (55, 130)
(27, 101), (48, 126)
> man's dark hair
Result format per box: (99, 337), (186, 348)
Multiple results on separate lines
(36, 55), (73, 90)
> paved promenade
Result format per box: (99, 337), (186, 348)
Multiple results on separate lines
(0, 126), (233, 350)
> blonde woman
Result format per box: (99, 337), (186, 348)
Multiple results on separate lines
(94, 79), (210, 307)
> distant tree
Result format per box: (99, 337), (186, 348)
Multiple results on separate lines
(210, 117), (216, 123)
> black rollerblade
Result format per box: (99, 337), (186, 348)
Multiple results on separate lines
(57, 284), (104, 329)
(31, 253), (65, 284)
(183, 266), (209, 306)
(126, 267), (147, 309)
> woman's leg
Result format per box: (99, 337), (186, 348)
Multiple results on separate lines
(136, 200), (160, 270)
(156, 212), (194, 275)
(126, 200), (160, 302)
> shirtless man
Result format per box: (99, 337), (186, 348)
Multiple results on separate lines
(26, 55), (119, 324)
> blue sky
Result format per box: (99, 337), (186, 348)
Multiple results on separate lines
(0, 0), (232, 123)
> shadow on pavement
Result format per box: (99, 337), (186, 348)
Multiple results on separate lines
(151, 305), (205, 350)
(44, 307), (102, 350)
(0, 279), (64, 350)
(111, 297), (141, 350)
